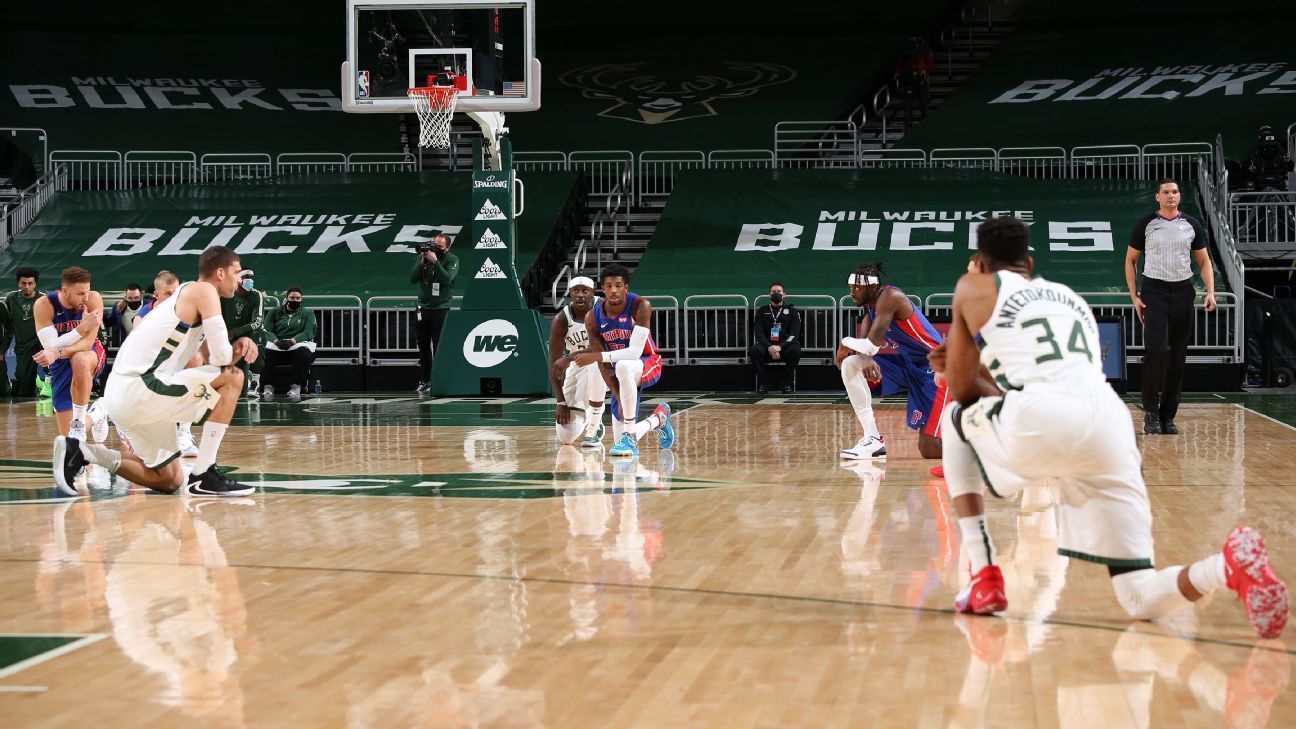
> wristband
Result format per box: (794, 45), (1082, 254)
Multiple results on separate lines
(841, 336), (880, 357)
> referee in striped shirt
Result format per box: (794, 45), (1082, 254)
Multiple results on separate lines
(1125, 178), (1216, 435)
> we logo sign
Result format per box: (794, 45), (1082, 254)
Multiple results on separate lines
(463, 319), (519, 368)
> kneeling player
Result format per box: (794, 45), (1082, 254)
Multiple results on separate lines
(53, 246), (259, 498)
(836, 262), (946, 461)
(935, 218), (1287, 638)
(570, 265), (673, 458)
(549, 277), (607, 447)
(32, 267), (106, 442)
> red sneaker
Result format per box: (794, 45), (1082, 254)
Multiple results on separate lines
(1223, 526), (1290, 639)
(955, 564), (1008, 614)
(929, 465), (945, 478)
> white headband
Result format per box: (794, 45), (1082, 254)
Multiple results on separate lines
(847, 273), (879, 286)
(241, 269), (255, 278)
(567, 276), (596, 292)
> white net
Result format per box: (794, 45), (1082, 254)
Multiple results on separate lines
(408, 86), (459, 149)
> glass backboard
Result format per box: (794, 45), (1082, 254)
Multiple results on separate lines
(342, 0), (539, 113)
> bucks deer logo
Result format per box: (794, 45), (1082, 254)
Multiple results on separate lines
(559, 62), (797, 124)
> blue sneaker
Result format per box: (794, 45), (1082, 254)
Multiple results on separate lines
(608, 432), (639, 457)
(653, 403), (675, 449)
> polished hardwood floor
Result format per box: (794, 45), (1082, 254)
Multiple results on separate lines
(0, 393), (1292, 728)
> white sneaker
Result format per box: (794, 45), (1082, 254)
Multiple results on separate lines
(177, 424), (199, 458)
(841, 435), (887, 460)
(68, 424), (88, 444)
(262, 385), (274, 400)
(581, 421), (605, 449)
(287, 384), (302, 401)
(87, 401), (109, 443)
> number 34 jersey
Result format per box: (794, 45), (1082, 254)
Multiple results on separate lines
(979, 270), (1107, 391)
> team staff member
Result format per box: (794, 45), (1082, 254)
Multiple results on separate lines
(262, 287), (316, 401)
(1, 267), (43, 396)
(221, 269), (266, 397)
(1125, 179), (1216, 435)
(410, 233), (459, 394)
(749, 282), (801, 394)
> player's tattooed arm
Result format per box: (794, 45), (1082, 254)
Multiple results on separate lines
(548, 312), (571, 417)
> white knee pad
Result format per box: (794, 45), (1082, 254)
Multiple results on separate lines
(585, 366), (607, 404)
(614, 358), (643, 381)
(554, 411), (587, 445)
(841, 354), (864, 382)
(1111, 567), (1192, 621)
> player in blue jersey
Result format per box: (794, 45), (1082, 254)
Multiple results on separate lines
(31, 266), (107, 442)
(836, 262), (947, 464)
(570, 264), (674, 458)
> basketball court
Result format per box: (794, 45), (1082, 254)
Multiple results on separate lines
(1, 0), (1293, 725)
(0, 394), (1293, 726)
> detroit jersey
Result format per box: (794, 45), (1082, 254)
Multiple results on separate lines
(46, 291), (89, 340)
(46, 291), (107, 411)
(978, 271), (1106, 391)
(593, 292), (659, 359)
(561, 298), (600, 356)
(863, 286), (944, 364)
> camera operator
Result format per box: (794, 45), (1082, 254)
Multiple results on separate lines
(409, 232), (459, 394)
(1244, 125), (1294, 191)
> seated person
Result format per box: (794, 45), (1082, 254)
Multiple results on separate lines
(261, 287), (317, 400)
(748, 282), (801, 394)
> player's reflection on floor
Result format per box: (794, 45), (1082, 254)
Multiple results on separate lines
(103, 497), (256, 726)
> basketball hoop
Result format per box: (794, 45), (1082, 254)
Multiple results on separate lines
(408, 85), (459, 149)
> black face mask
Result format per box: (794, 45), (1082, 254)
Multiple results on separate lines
(770, 292), (784, 305)
(285, 300), (301, 312)
(126, 300), (142, 310)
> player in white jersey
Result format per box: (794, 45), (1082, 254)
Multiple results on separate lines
(52, 245), (260, 498)
(547, 276), (609, 447)
(931, 217), (1288, 639)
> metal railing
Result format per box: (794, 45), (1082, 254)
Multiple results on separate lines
(858, 148), (927, 169)
(682, 294), (751, 362)
(706, 149), (774, 169)
(1143, 142), (1213, 183)
(1229, 191), (1296, 252)
(276, 152), (347, 176)
(996, 147), (1067, 178)
(124, 151), (199, 188)
(513, 151), (569, 172)
(930, 147), (997, 169)
(363, 296), (423, 366)
(1071, 145), (1142, 179)
(361, 295), (463, 365)
(568, 150), (634, 201)
(1198, 164), (1246, 364)
(774, 121), (859, 168)
(345, 152), (416, 173)
(302, 295), (365, 365)
(637, 150), (705, 206)
(201, 153), (273, 183)
(42, 140), (1222, 198)
(49, 150), (122, 190)
(1, 165), (67, 248)
(644, 295), (680, 360)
